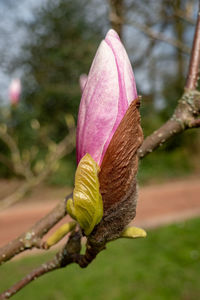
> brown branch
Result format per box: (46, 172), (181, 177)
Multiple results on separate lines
(0, 129), (33, 180)
(0, 126), (75, 260)
(128, 20), (190, 54)
(139, 2), (200, 158)
(0, 194), (71, 265)
(186, 6), (200, 89)
(174, 9), (196, 25)
(0, 128), (75, 211)
(139, 90), (200, 158)
(0, 182), (36, 211)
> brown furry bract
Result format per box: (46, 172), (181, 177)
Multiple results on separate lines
(89, 98), (143, 244)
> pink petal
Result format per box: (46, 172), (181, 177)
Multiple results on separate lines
(76, 29), (137, 166)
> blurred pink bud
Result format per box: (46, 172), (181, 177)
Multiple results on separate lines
(9, 79), (21, 105)
(79, 74), (88, 92)
(76, 29), (138, 166)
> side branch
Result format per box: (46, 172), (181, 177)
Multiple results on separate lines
(0, 195), (71, 265)
(140, 2), (200, 157)
(174, 9), (196, 25)
(139, 90), (200, 158)
(128, 20), (190, 54)
(138, 119), (182, 158)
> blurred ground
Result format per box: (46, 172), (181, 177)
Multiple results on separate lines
(0, 177), (200, 247)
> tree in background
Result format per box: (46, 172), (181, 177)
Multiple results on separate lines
(0, 0), (104, 189)
(0, 0), (104, 207)
(18, 0), (103, 136)
(121, 0), (200, 180)
(0, 0), (199, 187)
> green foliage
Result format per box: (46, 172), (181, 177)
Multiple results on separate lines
(1, 217), (200, 299)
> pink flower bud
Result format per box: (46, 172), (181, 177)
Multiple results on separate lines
(9, 79), (21, 105)
(79, 74), (88, 92)
(76, 29), (137, 166)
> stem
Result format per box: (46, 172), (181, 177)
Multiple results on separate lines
(186, 3), (200, 89)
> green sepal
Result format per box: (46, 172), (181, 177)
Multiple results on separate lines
(66, 153), (103, 236)
(121, 226), (147, 239)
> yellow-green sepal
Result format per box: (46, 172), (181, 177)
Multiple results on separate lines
(66, 153), (103, 236)
(121, 226), (147, 239)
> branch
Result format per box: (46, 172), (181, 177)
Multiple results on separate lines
(139, 90), (200, 158)
(0, 128), (33, 180)
(139, 5), (200, 157)
(174, 9), (196, 25)
(0, 194), (71, 265)
(127, 20), (191, 54)
(0, 182), (33, 210)
(133, 22), (168, 68)
(0, 127), (75, 210)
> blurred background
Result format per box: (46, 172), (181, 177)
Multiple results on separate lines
(0, 0), (199, 189)
(0, 0), (200, 299)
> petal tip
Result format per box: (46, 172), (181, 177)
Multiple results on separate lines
(105, 29), (120, 41)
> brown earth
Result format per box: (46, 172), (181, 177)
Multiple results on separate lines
(0, 177), (200, 248)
